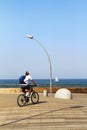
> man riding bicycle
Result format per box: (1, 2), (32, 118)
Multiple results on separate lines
(19, 71), (37, 97)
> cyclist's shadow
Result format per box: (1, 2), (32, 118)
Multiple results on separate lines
(25, 101), (47, 106)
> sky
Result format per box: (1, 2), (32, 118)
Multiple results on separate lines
(0, 0), (87, 79)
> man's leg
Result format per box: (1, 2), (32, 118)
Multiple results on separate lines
(25, 85), (31, 96)
(21, 87), (26, 94)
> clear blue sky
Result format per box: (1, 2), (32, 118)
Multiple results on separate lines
(0, 0), (87, 79)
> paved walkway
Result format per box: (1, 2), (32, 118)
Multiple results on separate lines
(0, 93), (87, 130)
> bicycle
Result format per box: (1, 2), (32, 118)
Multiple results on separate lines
(17, 84), (39, 107)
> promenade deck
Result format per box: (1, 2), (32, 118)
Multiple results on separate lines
(0, 93), (87, 130)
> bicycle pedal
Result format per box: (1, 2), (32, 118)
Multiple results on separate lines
(25, 97), (29, 103)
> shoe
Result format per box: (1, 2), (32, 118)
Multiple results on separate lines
(26, 93), (30, 97)
(26, 94), (30, 98)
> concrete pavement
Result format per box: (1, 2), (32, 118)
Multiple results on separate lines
(0, 93), (87, 130)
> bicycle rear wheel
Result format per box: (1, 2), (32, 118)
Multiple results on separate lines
(31, 92), (39, 104)
(17, 94), (26, 107)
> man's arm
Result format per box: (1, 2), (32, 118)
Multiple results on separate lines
(32, 80), (37, 86)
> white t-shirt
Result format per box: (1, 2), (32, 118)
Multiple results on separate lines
(24, 75), (32, 85)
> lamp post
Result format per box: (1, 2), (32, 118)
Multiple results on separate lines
(27, 35), (52, 96)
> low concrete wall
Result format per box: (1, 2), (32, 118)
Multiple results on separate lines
(0, 88), (21, 94)
(0, 87), (87, 94)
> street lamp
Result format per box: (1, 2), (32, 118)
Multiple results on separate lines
(27, 35), (52, 96)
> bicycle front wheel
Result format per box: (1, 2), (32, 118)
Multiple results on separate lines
(31, 92), (39, 104)
(17, 94), (26, 107)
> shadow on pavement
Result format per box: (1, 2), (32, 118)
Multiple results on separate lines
(0, 105), (84, 128)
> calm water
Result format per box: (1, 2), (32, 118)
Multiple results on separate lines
(0, 79), (87, 88)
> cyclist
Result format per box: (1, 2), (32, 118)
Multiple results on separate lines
(20, 71), (37, 97)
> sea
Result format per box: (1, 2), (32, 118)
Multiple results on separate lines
(0, 79), (87, 88)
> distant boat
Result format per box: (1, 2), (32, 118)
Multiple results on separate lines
(55, 76), (59, 82)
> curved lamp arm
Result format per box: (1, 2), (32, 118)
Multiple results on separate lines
(27, 35), (52, 96)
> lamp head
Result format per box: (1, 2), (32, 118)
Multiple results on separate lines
(27, 35), (33, 39)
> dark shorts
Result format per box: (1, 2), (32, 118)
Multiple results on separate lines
(21, 85), (31, 93)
